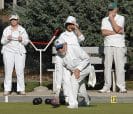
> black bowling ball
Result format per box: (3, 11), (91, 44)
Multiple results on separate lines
(33, 98), (40, 105)
(38, 97), (42, 104)
(45, 98), (51, 104)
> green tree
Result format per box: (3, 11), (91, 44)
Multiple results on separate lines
(5, 0), (132, 70)
(8, 0), (132, 46)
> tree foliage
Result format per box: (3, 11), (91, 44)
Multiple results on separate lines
(8, 0), (132, 46)
(3, 0), (132, 70)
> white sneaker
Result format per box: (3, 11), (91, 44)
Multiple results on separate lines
(18, 91), (26, 95)
(3, 91), (10, 96)
(119, 89), (127, 93)
(67, 105), (78, 109)
(86, 101), (90, 106)
(98, 87), (110, 93)
(65, 97), (69, 103)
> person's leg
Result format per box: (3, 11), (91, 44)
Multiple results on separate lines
(78, 81), (90, 106)
(114, 47), (126, 92)
(3, 51), (14, 94)
(77, 66), (91, 106)
(67, 74), (79, 108)
(99, 47), (113, 92)
(15, 53), (26, 93)
(63, 71), (78, 108)
(62, 68), (69, 103)
(67, 63), (91, 107)
(54, 65), (78, 108)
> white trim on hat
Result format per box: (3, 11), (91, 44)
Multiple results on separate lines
(64, 16), (78, 26)
(9, 14), (19, 21)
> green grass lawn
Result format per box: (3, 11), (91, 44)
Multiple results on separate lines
(0, 103), (133, 114)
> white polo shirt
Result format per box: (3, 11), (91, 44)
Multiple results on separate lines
(101, 14), (125, 47)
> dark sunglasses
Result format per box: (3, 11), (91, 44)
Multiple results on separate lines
(56, 46), (63, 50)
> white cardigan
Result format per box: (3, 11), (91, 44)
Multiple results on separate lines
(1, 25), (30, 54)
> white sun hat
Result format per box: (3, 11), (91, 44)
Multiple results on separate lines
(64, 16), (78, 26)
(9, 14), (19, 21)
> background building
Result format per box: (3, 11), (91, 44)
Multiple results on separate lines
(0, 0), (17, 9)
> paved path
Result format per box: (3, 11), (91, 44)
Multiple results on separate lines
(0, 86), (133, 103)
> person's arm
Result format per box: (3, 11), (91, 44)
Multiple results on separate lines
(74, 25), (85, 42)
(102, 29), (116, 36)
(75, 47), (90, 72)
(101, 16), (124, 37)
(1, 28), (11, 45)
(19, 27), (30, 45)
(74, 25), (82, 37)
(73, 47), (90, 79)
(109, 15), (124, 34)
(101, 17), (117, 37)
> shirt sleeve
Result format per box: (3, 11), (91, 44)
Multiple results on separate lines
(1, 28), (10, 45)
(75, 47), (90, 71)
(78, 34), (85, 42)
(20, 28), (30, 45)
(101, 18), (108, 30)
(116, 16), (125, 28)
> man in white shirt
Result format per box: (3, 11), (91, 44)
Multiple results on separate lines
(1, 14), (30, 95)
(99, 2), (127, 93)
(54, 38), (92, 108)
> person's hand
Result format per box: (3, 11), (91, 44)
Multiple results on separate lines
(73, 22), (79, 29)
(71, 21), (79, 30)
(73, 68), (80, 79)
(109, 10), (116, 21)
(74, 25), (79, 30)
(18, 36), (22, 42)
(7, 35), (12, 41)
(118, 29), (124, 34)
(109, 13), (114, 22)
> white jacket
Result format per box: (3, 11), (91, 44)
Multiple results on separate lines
(60, 46), (90, 72)
(58, 30), (85, 47)
(55, 45), (97, 89)
(1, 25), (29, 54)
(55, 46), (90, 88)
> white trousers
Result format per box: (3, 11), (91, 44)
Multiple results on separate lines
(3, 51), (26, 92)
(104, 46), (126, 90)
(62, 65), (90, 106)
(62, 68), (78, 106)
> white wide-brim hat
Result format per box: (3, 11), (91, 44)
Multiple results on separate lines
(64, 16), (78, 26)
(9, 14), (19, 21)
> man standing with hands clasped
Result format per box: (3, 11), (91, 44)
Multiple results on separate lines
(99, 2), (127, 93)
(1, 14), (30, 95)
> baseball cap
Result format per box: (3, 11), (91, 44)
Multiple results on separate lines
(9, 14), (19, 21)
(54, 39), (65, 50)
(64, 16), (78, 26)
(108, 2), (117, 10)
